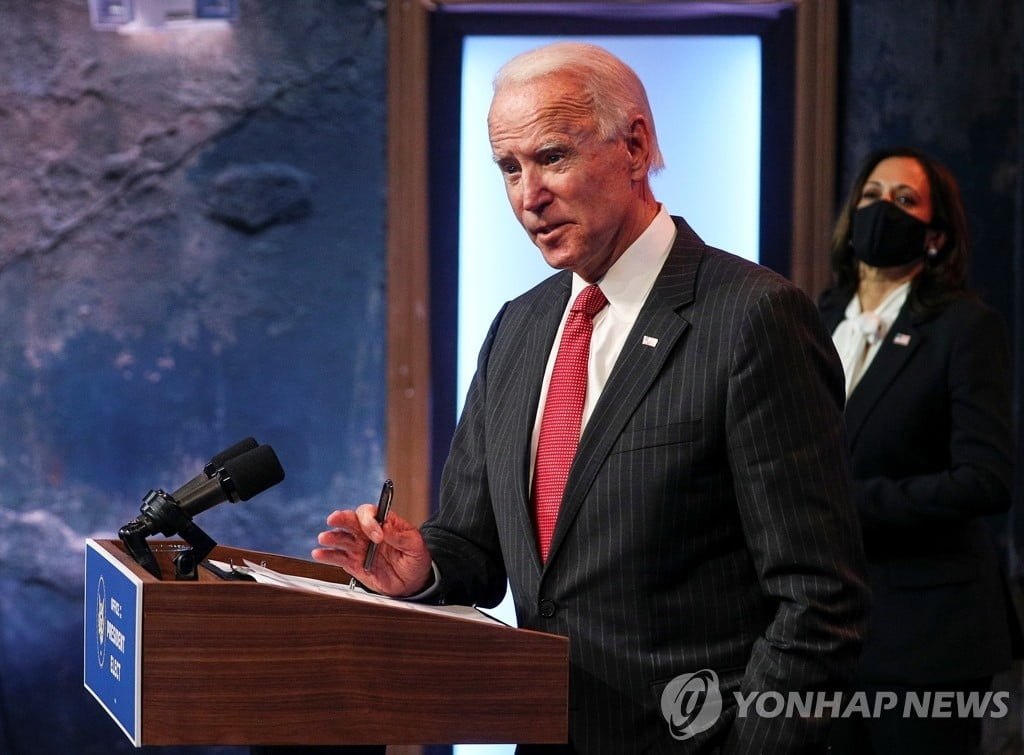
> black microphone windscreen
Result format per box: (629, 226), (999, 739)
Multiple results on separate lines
(205, 436), (259, 475)
(222, 445), (285, 501)
(172, 437), (262, 503)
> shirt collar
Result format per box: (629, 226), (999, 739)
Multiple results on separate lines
(843, 280), (911, 326)
(842, 281), (911, 346)
(569, 205), (675, 317)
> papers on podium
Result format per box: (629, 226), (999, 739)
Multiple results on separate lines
(212, 559), (508, 626)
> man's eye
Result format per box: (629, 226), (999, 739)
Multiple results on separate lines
(544, 153), (563, 165)
(500, 163), (519, 175)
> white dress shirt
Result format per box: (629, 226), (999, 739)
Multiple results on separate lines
(530, 206), (676, 480)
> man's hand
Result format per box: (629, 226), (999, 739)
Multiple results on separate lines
(312, 505), (434, 597)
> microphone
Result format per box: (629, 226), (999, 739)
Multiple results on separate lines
(119, 442), (284, 579)
(123, 444), (285, 539)
(175, 444), (285, 518)
(169, 436), (259, 503)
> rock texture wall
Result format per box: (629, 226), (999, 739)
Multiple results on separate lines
(0, 1), (387, 752)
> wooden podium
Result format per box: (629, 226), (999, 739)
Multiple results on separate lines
(84, 538), (568, 747)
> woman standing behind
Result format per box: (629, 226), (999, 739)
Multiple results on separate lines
(820, 146), (1015, 755)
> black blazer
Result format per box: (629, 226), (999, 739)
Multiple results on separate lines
(820, 292), (1014, 684)
(423, 217), (868, 753)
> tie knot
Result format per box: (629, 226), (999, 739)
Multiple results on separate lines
(572, 285), (608, 318)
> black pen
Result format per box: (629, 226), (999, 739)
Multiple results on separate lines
(349, 479), (393, 589)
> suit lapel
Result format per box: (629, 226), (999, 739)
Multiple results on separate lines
(544, 218), (699, 566)
(845, 306), (922, 444)
(507, 274), (572, 567)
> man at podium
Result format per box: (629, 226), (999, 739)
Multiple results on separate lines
(314, 42), (868, 754)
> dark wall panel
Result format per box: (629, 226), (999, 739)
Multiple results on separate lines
(837, 0), (1020, 324)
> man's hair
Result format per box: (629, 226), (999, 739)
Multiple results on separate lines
(493, 41), (665, 173)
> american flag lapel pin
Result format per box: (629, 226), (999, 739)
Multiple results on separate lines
(893, 333), (911, 346)
(642, 335), (659, 348)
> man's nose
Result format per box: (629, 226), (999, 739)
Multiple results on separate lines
(520, 167), (551, 213)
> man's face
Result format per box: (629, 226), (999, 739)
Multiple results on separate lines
(488, 73), (647, 283)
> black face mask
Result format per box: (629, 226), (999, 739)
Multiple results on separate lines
(851, 200), (930, 268)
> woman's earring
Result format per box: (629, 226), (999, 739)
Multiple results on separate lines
(927, 246), (939, 257)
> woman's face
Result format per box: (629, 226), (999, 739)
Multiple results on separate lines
(857, 156), (933, 224)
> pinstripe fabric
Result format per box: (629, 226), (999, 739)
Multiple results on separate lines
(423, 217), (869, 754)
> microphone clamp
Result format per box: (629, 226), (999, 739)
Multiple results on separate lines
(119, 489), (218, 581)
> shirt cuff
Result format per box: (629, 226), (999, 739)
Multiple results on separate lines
(397, 561), (442, 602)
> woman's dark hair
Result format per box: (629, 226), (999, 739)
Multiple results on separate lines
(823, 146), (971, 315)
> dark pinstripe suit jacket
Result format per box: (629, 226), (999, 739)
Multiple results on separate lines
(819, 293), (1014, 686)
(422, 217), (868, 753)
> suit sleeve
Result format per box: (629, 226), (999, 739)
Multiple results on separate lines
(419, 305), (510, 608)
(723, 284), (869, 754)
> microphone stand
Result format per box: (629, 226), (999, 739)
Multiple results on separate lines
(118, 517), (161, 579)
(171, 518), (217, 580)
(118, 489), (218, 581)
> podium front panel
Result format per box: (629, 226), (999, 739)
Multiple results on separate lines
(84, 539), (569, 746)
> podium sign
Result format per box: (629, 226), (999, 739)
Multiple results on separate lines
(83, 538), (143, 745)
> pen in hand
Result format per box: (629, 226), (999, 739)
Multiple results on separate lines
(348, 479), (394, 590)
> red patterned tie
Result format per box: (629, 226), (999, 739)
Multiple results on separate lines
(533, 284), (608, 562)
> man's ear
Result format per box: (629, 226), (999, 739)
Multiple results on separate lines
(626, 116), (653, 179)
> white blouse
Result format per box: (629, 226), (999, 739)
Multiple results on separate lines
(831, 282), (910, 398)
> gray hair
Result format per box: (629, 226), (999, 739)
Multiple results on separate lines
(493, 41), (665, 173)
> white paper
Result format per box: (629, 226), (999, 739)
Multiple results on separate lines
(207, 559), (506, 626)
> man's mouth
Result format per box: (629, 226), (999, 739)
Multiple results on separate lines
(533, 223), (565, 242)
